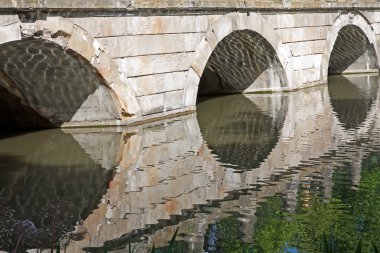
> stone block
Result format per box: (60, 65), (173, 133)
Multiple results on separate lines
(0, 15), (20, 26)
(43, 17), (74, 38)
(264, 13), (336, 29)
(128, 71), (187, 97)
(0, 22), (20, 45)
(190, 38), (213, 77)
(210, 12), (237, 42)
(67, 26), (95, 61)
(138, 93), (164, 115)
(288, 40), (325, 56)
(164, 90), (184, 111)
(70, 15), (221, 37)
(372, 23), (380, 35)
(115, 52), (194, 77)
(277, 26), (329, 43)
(183, 68), (200, 107)
(293, 67), (321, 85)
(98, 33), (204, 58)
(291, 54), (323, 71)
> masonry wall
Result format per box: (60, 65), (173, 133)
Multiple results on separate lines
(66, 10), (380, 118)
(2, 2), (380, 125)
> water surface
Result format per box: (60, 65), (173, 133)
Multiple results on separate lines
(1, 74), (380, 252)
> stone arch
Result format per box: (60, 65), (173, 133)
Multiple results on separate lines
(182, 12), (293, 108)
(42, 17), (141, 118)
(0, 16), (141, 128)
(321, 11), (379, 81)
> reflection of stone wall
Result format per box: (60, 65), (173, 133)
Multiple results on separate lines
(64, 81), (380, 251)
(0, 129), (121, 228)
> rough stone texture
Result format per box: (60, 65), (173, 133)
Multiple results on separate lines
(64, 74), (380, 250)
(0, 15), (20, 45)
(198, 30), (286, 94)
(0, 39), (120, 128)
(3, 1), (380, 10)
(328, 25), (378, 74)
(0, 4), (380, 126)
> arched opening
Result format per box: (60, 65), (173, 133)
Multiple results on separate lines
(328, 25), (378, 75)
(0, 38), (120, 129)
(197, 30), (287, 96)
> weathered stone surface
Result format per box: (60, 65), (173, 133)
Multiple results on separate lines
(0, 15), (20, 45)
(288, 40), (325, 56)
(115, 52), (194, 77)
(277, 26), (329, 43)
(264, 13), (336, 29)
(0, 5), (379, 127)
(98, 33), (204, 58)
(3, 0), (380, 10)
(128, 71), (187, 97)
(291, 54), (323, 71)
(69, 15), (221, 37)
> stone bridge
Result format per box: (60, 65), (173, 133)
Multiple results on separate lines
(0, 1), (380, 127)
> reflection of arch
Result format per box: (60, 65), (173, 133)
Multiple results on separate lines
(321, 12), (379, 81)
(197, 94), (288, 169)
(183, 12), (293, 108)
(329, 74), (379, 130)
(42, 17), (141, 118)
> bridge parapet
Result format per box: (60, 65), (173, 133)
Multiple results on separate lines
(2, 0), (380, 11)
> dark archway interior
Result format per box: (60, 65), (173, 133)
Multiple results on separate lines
(198, 30), (286, 97)
(328, 75), (378, 129)
(329, 25), (378, 74)
(0, 38), (119, 129)
(197, 94), (288, 169)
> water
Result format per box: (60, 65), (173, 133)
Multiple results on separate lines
(1, 74), (380, 252)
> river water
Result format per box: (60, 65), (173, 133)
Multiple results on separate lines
(1, 74), (380, 252)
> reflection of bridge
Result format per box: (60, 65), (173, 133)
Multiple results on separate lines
(1, 2), (380, 126)
(54, 74), (380, 251)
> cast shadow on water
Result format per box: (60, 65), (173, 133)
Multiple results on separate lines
(0, 129), (123, 252)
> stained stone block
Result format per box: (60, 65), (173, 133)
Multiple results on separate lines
(138, 93), (165, 115)
(115, 52), (194, 78)
(164, 90), (184, 111)
(0, 19), (20, 45)
(128, 72), (187, 97)
(277, 26), (329, 43)
(69, 15), (221, 37)
(98, 33), (204, 58)
(289, 40), (325, 56)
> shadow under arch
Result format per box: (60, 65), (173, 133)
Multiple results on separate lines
(0, 38), (120, 128)
(198, 29), (287, 95)
(321, 12), (380, 80)
(197, 94), (288, 169)
(329, 25), (378, 74)
(328, 74), (379, 129)
(183, 12), (292, 108)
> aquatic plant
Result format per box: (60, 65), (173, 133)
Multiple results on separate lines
(0, 198), (73, 252)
